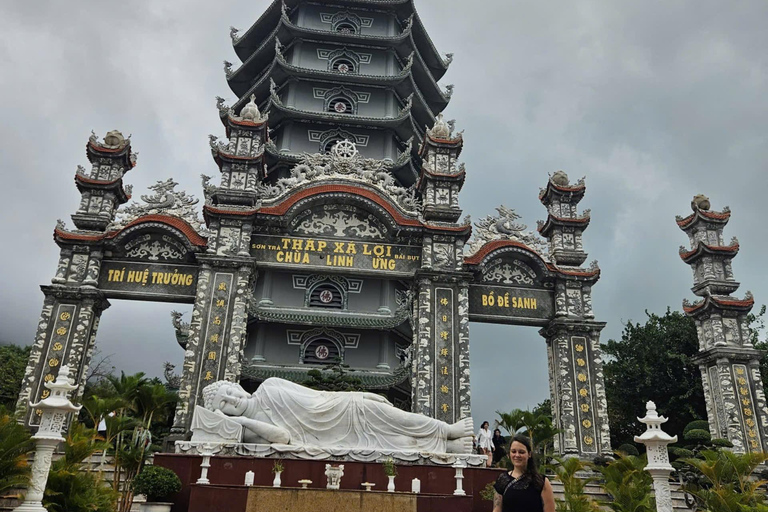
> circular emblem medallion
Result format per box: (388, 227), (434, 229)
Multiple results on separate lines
(315, 345), (330, 360)
(319, 289), (334, 304)
(337, 63), (350, 74)
(334, 101), (348, 113)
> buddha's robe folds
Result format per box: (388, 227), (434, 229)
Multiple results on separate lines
(249, 378), (448, 452)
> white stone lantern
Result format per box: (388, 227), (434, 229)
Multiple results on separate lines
(634, 401), (678, 512)
(14, 365), (82, 512)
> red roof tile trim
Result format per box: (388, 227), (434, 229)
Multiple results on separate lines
(464, 240), (546, 266)
(55, 214), (207, 247)
(228, 117), (268, 128)
(684, 296), (755, 314)
(75, 175), (122, 186)
(87, 141), (129, 154)
(680, 243), (739, 260)
(259, 184), (422, 227)
(676, 210), (732, 228)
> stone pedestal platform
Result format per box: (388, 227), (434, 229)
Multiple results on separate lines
(154, 454), (500, 512)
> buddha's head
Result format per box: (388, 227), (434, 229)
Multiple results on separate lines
(202, 381), (250, 416)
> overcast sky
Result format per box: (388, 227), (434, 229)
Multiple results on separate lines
(1, 0), (767, 432)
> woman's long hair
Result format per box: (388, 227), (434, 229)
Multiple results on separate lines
(510, 434), (545, 490)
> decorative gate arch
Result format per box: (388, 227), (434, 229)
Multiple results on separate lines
(18, 113), (612, 459)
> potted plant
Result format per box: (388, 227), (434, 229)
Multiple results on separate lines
(132, 465), (182, 512)
(382, 458), (397, 492)
(272, 459), (284, 487)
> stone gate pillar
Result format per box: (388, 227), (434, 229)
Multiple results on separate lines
(411, 117), (472, 424)
(171, 99), (266, 435)
(677, 195), (768, 453)
(538, 172), (612, 457)
(16, 131), (134, 426)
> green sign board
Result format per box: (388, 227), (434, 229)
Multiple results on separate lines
(98, 260), (198, 303)
(468, 284), (554, 325)
(250, 235), (421, 276)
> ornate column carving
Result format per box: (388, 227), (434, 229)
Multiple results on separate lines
(677, 195), (768, 453)
(538, 172), (611, 458)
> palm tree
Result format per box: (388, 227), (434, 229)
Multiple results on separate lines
(0, 408), (34, 495)
(549, 457), (600, 512)
(495, 409), (560, 456)
(597, 453), (654, 512)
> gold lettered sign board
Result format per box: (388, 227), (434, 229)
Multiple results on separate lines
(98, 260), (199, 303)
(468, 284), (554, 326)
(250, 235), (421, 276)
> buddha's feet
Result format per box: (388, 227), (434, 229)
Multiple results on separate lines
(447, 417), (474, 440)
(446, 436), (474, 454)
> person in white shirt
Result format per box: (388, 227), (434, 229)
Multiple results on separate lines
(476, 420), (494, 467)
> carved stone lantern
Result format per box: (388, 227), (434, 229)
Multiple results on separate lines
(14, 366), (81, 512)
(634, 401), (678, 512)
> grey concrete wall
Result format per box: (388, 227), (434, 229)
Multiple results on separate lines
(288, 41), (399, 76)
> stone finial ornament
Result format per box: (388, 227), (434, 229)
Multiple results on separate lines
(103, 130), (126, 149)
(239, 95), (263, 122)
(691, 194), (711, 211)
(427, 113), (452, 139)
(551, 170), (570, 186)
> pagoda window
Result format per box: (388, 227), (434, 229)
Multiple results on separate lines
(330, 12), (362, 34)
(302, 337), (342, 365)
(326, 96), (355, 115)
(331, 57), (357, 74)
(335, 22), (358, 34)
(308, 281), (345, 309)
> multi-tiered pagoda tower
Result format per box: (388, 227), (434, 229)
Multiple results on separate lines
(678, 195), (768, 453)
(226, 0), (452, 185)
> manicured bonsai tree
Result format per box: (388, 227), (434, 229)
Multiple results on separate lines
(132, 466), (182, 503)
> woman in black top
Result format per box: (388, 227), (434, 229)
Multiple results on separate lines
(491, 429), (506, 466)
(492, 434), (555, 512)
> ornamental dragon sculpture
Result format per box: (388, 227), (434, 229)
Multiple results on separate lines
(466, 205), (548, 256)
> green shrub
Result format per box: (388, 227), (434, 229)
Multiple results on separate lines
(710, 438), (733, 448)
(480, 481), (496, 501)
(616, 443), (640, 456)
(683, 420), (709, 436)
(132, 466), (181, 502)
(684, 429), (711, 443)
(668, 447), (694, 459)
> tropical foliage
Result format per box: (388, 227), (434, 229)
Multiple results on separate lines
(597, 454), (654, 512)
(43, 423), (118, 512)
(80, 370), (178, 512)
(602, 310), (706, 447)
(682, 450), (768, 512)
(0, 406), (34, 495)
(0, 344), (30, 410)
(495, 408), (560, 468)
(549, 457), (600, 512)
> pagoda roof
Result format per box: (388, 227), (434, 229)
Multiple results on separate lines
(241, 363), (411, 390)
(74, 175), (131, 204)
(231, 51), (441, 130)
(683, 294), (754, 316)
(233, 0), (449, 81)
(676, 208), (731, 229)
(537, 213), (591, 237)
(265, 94), (424, 146)
(679, 241), (739, 263)
(539, 178), (586, 204)
(249, 304), (411, 329)
(227, 16), (449, 110)
(86, 139), (135, 169)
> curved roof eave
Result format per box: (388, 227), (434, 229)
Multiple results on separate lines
(233, 0), (449, 79)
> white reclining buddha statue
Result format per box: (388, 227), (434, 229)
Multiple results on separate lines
(195, 377), (474, 454)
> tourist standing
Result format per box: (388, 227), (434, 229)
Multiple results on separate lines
(491, 428), (506, 466)
(476, 421), (494, 467)
(492, 434), (555, 512)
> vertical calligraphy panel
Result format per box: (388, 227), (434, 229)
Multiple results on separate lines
(435, 288), (455, 423)
(197, 273), (234, 394)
